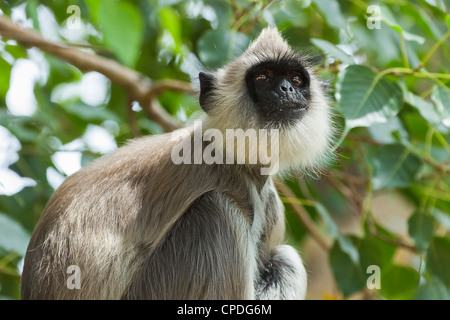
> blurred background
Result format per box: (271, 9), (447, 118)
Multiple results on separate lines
(0, 0), (449, 300)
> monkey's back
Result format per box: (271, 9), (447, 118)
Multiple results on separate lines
(21, 128), (225, 299)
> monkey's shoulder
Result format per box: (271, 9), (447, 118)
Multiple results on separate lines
(55, 132), (178, 188)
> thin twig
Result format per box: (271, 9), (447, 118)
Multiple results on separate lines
(144, 79), (195, 101)
(323, 175), (361, 215)
(367, 218), (418, 253)
(330, 169), (367, 186)
(416, 30), (450, 70)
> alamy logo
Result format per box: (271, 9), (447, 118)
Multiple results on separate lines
(366, 5), (381, 30)
(170, 121), (280, 175)
(366, 265), (381, 289)
(66, 5), (81, 30)
(66, 265), (81, 290)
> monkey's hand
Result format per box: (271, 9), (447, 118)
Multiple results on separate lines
(256, 245), (307, 300)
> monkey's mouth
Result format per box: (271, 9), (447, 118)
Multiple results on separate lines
(264, 104), (307, 119)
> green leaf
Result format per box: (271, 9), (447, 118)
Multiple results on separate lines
(158, 6), (182, 54)
(371, 144), (422, 190)
(0, 187), (43, 233)
(312, 0), (345, 29)
(403, 30), (425, 44)
(402, 113), (429, 141)
(197, 29), (250, 69)
(432, 85), (450, 110)
(388, 23), (426, 44)
(81, 152), (99, 167)
(98, 1), (143, 67)
(4, 44), (27, 60)
(0, 57), (12, 99)
(315, 203), (359, 263)
(329, 241), (365, 298)
(0, 213), (30, 256)
(336, 65), (403, 130)
(63, 103), (120, 123)
(431, 85), (450, 129)
(408, 210), (435, 251)
(431, 209), (450, 231)
(85, 0), (101, 24)
(426, 0), (447, 13)
(202, 1), (232, 30)
(404, 90), (442, 125)
(266, 1), (310, 28)
(0, 112), (48, 144)
(378, 4), (426, 49)
(380, 265), (420, 299)
(357, 237), (394, 272)
(284, 208), (308, 245)
(46, 55), (82, 89)
(310, 39), (355, 65)
(25, 0), (40, 31)
(402, 5), (444, 40)
(368, 117), (408, 144)
(0, 273), (21, 300)
(138, 118), (164, 135)
(416, 278), (450, 300)
(426, 237), (450, 287)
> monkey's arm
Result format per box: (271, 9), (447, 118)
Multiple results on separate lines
(123, 191), (254, 299)
(255, 185), (307, 300)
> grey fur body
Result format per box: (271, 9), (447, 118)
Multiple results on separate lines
(21, 28), (332, 299)
(21, 131), (305, 299)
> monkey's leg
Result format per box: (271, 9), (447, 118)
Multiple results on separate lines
(256, 245), (307, 300)
(123, 191), (254, 299)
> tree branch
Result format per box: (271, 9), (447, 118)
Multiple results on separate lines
(0, 16), (192, 132)
(366, 215), (418, 253)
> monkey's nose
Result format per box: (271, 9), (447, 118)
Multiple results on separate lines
(278, 79), (294, 97)
(280, 85), (293, 92)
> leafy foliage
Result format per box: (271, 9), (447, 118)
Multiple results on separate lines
(0, 0), (449, 300)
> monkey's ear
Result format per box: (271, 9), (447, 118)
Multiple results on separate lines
(199, 72), (215, 113)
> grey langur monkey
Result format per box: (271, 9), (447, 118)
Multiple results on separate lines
(21, 27), (333, 299)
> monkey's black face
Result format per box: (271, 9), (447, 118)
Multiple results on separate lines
(245, 60), (311, 124)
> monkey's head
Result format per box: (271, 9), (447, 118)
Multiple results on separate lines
(199, 28), (333, 174)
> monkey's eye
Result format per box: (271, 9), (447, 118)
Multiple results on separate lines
(291, 75), (302, 85)
(255, 74), (269, 82)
